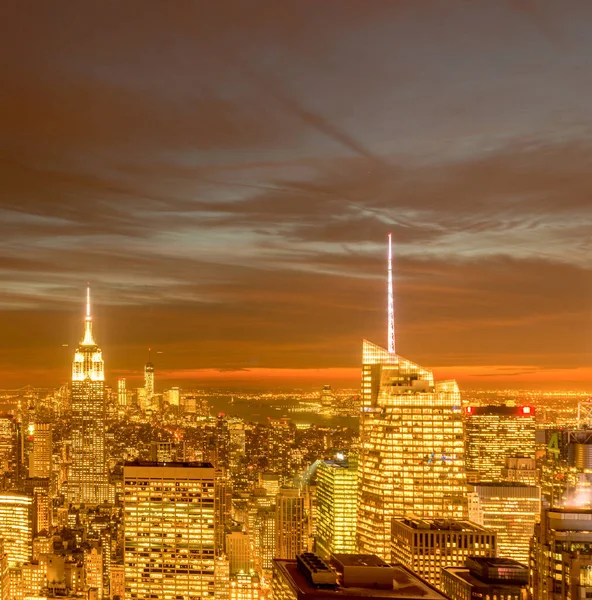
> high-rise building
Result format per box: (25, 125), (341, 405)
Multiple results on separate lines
(315, 457), (357, 558)
(272, 553), (450, 600)
(442, 557), (529, 600)
(531, 507), (592, 600)
(227, 530), (253, 575)
(165, 387), (180, 407)
(69, 286), (108, 505)
(252, 504), (275, 580)
(468, 482), (540, 565)
(464, 405), (536, 483)
(357, 235), (466, 562)
(320, 386), (333, 410)
(117, 378), (127, 407)
(110, 564), (125, 600)
(539, 429), (592, 507)
(230, 571), (260, 600)
(259, 472), (280, 498)
(123, 461), (217, 600)
(391, 518), (497, 589)
(275, 488), (306, 560)
(144, 353), (155, 406)
(85, 545), (103, 598)
(502, 456), (537, 485)
(29, 422), (52, 479)
(24, 478), (51, 535)
(268, 419), (295, 482)
(0, 415), (21, 490)
(0, 493), (33, 566)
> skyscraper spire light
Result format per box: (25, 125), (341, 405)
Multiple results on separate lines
(81, 283), (96, 346)
(387, 233), (395, 354)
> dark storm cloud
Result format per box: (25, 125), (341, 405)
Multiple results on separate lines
(1, 0), (592, 386)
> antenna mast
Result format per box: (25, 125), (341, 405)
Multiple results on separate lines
(86, 283), (91, 321)
(387, 233), (395, 354)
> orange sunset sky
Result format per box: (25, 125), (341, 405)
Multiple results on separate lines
(1, 2), (591, 391)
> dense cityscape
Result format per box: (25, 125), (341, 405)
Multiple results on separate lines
(4, 3), (592, 600)
(0, 235), (590, 600)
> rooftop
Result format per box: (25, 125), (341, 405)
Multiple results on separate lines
(332, 555), (390, 568)
(274, 556), (450, 600)
(443, 567), (528, 591)
(394, 518), (488, 532)
(466, 557), (527, 570)
(468, 481), (535, 488)
(123, 460), (214, 469)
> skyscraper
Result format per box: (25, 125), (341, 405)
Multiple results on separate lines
(356, 235), (467, 561)
(320, 385), (333, 410)
(144, 351), (155, 407)
(69, 285), (108, 505)
(315, 457), (357, 558)
(442, 557), (529, 600)
(531, 507), (592, 599)
(464, 405), (536, 483)
(117, 378), (127, 407)
(391, 518), (497, 588)
(468, 482), (540, 565)
(0, 493), (33, 566)
(275, 488), (307, 559)
(0, 415), (21, 490)
(123, 461), (217, 600)
(28, 422), (52, 479)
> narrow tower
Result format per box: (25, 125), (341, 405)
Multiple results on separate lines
(387, 232), (395, 354)
(69, 284), (108, 505)
(356, 236), (467, 560)
(144, 349), (155, 410)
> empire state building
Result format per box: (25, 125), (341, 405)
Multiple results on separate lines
(68, 285), (108, 505)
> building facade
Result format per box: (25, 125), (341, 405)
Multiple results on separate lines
(315, 458), (357, 558)
(0, 415), (21, 490)
(69, 287), (108, 505)
(464, 405), (536, 483)
(468, 482), (540, 566)
(117, 378), (127, 407)
(275, 488), (307, 560)
(0, 493), (33, 567)
(442, 557), (529, 600)
(29, 422), (52, 479)
(391, 518), (496, 588)
(357, 340), (467, 561)
(123, 462), (217, 600)
(531, 507), (592, 600)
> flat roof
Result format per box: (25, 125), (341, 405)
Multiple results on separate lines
(465, 405), (535, 416)
(394, 518), (488, 532)
(123, 460), (214, 469)
(469, 482), (534, 488)
(443, 568), (526, 592)
(274, 559), (450, 600)
(332, 555), (390, 568)
(467, 557), (527, 569)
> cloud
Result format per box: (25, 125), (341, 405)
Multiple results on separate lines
(1, 0), (592, 387)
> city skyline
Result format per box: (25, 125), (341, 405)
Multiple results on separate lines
(2, 2), (592, 390)
(4, 5), (592, 600)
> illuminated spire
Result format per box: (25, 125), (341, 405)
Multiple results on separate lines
(81, 283), (96, 346)
(387, 233), (395, 354)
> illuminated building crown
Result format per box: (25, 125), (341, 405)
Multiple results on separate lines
(72, 284), (104, 382)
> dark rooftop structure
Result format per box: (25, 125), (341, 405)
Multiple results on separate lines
(123, 460), (214, 469)
(441, 556), (528, 600)
(273, 552), (451, 600)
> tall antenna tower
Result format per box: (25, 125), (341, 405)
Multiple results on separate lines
(387, 233), (395, 354)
